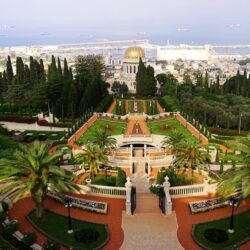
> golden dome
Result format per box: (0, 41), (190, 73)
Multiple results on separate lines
(124, 46), (145, 59)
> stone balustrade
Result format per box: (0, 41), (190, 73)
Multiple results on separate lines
(87, 184), (127, 198)
(169, 182), (217, 198)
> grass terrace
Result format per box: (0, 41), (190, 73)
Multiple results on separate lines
(76, 119), (127, 145)
(193, 210), (250, 250)
(147, 118), (199, 144)
(28, 210), (108, 249)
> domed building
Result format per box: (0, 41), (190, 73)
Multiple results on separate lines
(119, 46), (147, 93)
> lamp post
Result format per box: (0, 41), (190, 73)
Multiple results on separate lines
(65, 198), (73, 234)
(228, 196), (238, 233)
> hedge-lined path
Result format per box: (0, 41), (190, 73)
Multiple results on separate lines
(173, 196), (250, 250)
(157, 101), (165, 113)
(106, 99), (117, 114)
(9, 195), (125, 250)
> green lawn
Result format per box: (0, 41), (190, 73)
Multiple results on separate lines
(193, 210), (250, 250)
(28, 210), (108, 249)
(76, 119), (127, 145)
(0, 134), (19, 159)
(147, 119), (199, 143)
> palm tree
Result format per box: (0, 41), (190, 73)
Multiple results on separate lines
(88, 128), (117, 152)
(217, 167), (250, 199)
(162, 131), (185, 150)
(173, 141), (210, 176)
(0, 141), (79, 218)
(74, 144), (108, 180)
(217, 135), (250, 199)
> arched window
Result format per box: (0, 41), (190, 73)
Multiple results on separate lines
(134, 65), (136, 74)
(130, 65), (132, 74)
(127, 66), (129, 73)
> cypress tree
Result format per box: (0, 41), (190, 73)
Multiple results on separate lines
(215, 76), (220, 95)
(235, 70), (240, 95)
(0, 73), (3, 101)
(204, 71), (209, 92)
(243, 69), (247, 97)
(29, 56), (36, 86)
(6, 56), (13, 86)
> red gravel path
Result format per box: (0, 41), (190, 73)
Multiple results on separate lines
(107, 100), (117, 114)
(9, 195), (125, 250)
(173, 196), (250, 250)
(157, 101), (164, 113)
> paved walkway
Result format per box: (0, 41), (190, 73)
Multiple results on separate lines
(9, 195), (125, 250)
(121, 191), (183, 250)
(125, 115), (150, 135)
(121, 162), (183, 250)
(1, 121), (66, 132)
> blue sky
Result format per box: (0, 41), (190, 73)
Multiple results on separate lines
(1, 0), (249, 26)
(0, 0), (249, 46)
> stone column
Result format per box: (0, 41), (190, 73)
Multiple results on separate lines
(125, 177), (133, 215)
(163, 176), (172, 215)
(130, 144), (133, 157)
(129, 156), (133, 175)
(144, 144), (147, 157)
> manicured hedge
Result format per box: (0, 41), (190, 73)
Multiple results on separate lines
(0, 114), (38, 124)
(209, 127), (248, 136)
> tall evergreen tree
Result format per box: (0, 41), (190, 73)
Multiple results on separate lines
(215, 75), (220, 95)
(235, 70), (240, 95)
(204, 71), (209, 92)
(6, 56), (13, 86)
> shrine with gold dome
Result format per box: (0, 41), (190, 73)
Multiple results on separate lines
(119, 46), (147, 93)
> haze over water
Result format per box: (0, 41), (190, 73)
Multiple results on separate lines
(0, 0), (250, 47)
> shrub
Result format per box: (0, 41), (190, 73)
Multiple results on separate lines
(0, 235), (17, 250)
(3, 220), (19, 235)
(204, 228), (228, 243)
(21, 232), (37, 247)
(116, 168), (127, 187)
(208, 127), (248, 136)
(74, 228), (99, 243)
(0, 114), (38, 124)
(50, 139), (68, 147)
(42, 239), (61, 250)
(0, 211), (7, 223)
(1, 201), (9, 212)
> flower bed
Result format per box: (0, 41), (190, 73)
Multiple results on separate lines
(48, 192), (108, 214)
(189, 193), (241, 213)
